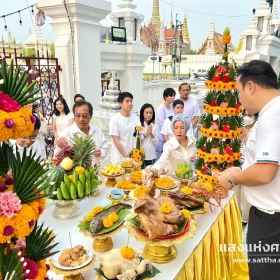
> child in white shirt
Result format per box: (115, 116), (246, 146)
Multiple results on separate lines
(139, 104), (159, 169)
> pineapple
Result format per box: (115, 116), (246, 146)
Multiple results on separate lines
(25, 223), (59, 262)
(71, 134), (96, 168)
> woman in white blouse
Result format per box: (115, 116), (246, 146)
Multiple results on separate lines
(52, 97), (74, 143)
(147, 115), (197, 177)
(139, 104), (159, 169)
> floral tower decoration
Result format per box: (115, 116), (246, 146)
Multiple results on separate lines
(129, 123), (145, 168)
(0, 58), (58, 280)
(195, 27), (244, 184)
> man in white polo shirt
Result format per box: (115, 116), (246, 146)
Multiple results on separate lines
(217, 60), (280, 279)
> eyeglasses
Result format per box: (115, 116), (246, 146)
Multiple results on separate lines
(21, 135), (39, 142)
(75, 114), (90, 119)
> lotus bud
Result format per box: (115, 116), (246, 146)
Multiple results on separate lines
(223, 27), (230, 35)
(36, 77), (40, 82)
(0, 79), (4, 84)
(4, 119), (15, 128)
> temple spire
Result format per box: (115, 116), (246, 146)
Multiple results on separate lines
(169, 0), (174, 29)
(182, 8), (190, 44)
(151, 0), (161, 36)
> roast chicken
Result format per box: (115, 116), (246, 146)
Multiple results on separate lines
(134, 185), (184, 239)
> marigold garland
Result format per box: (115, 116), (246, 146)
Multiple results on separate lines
(196, 170), (219, 184)
(204, 104), (242, 116)
(160, 202), (172, 214)
(181, 209), (191, 219)
(0, 106), (35, 141)
(205, 80), (236, 91)
(121, 246), (135, 260)
(204, 182), (213, 192)
(200, 127), (242, 139)
(181, 187), (193, 195)
(197, 150), (241, 163)
(103, 218), (114, 228)
(86, 206), (104, 222)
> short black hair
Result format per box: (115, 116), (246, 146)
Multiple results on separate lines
(237, 60), (278, 89)
(74, 94), (85, 102)
(53, 96), (71, 116)
(73, 100), (93, 117)
(118, 92), (133, 103)
(173, 99), (184, 108)
(163, 88), (176, 100)
(33, 114), (41, 131)
(179, 83), (192, 91)
(140, 103), (155, 126)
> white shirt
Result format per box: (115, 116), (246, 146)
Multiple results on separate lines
(155, 104), (174, 142)
(153, 136), (196, 175)
(53, 113), (74, 137)
(109, 113), (139, 164)
(178, 97), (200, 122)
(10, 137), (47, 160)
(140, 122), (159, 161)
(242, 96), (280, 210)
(161, 116), (194, 139)
(54, 122), (108, 166)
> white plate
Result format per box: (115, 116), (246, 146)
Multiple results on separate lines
(52, 249), (95, 270)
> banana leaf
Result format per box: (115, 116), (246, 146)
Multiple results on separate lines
(94, 257), (161, 280)
(78, 208), (130, 235)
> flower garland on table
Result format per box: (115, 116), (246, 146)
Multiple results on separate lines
(130, 123), (146, 167)
(0, 177), (46, 244)
(121, 246), (135, 260)
(103, 212), (119, 228)
(86, 206), (104, 222)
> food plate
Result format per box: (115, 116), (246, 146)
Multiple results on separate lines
(101, 169), (125, 178)
(129, 189), (160, 200)
(155, 176), (179, 190)
(52, 249), (94, 271)
(145, 165), (168, 175)
(129, 216), (190, 240)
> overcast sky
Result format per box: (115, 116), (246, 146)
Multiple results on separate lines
(0, 0), (279, 50)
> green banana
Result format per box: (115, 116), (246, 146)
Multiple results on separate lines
(89, 167), (95, 178)
(85, 171), (91, 181)
(85, 180), (91, 195)
(64, 174), (71, 190)
(60, 182), (70, 200)
(73, 171), (78, 186)
(79, 173), (86, 186)
(57, 188), (64, 200)
(91, 179), (98, 193)
(77, 181), (84, 198)
(70, 183), (78, 199)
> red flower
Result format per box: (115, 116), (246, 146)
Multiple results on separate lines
(23, 258), (39, 280)
(234, 104), (240, 109)
(223, 126), (230, 132)
(221, 75), (230, 83)
(201, 146), (206, 152)
(0, 94), (21, 112)
(210, 100), (217, 106)
(212, 77), (219, 82)
(225, 148), (233, 156)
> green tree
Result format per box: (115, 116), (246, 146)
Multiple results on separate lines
(188, 49), (197, 55)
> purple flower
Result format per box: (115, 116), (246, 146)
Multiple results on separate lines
(4, 119), (15, 128)
(3, 226), (14, 236)
(38, 206), (43, 213)
(46, 264), (50, 271)
(29, 220), (35, 227)
(4, 178), (13, 185)
(0, 185), (7, 192)
(30, 114), (36, 123)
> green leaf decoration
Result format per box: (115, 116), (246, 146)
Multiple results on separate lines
(196, 136), (207, 150)
(195, 158), (204, 171)
(216, 93), (226, 106)
(203, 90), (215, 105)
(0, 243), (25, 280)
(206, 64), (217, 80)
(0, 58), (40, 106)
(25, 222), (59, 262)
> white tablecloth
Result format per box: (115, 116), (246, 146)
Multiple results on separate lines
(39, 185), (234, 280)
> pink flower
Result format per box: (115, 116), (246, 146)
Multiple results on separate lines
(210, 123), (219, 131)
(211, 148), (219, 154)
(212, 77), (219, 82)
(0, 191), (22, 218)
(220, 102), (228, 108)
(30, 114), (36, 123)
(0, 94), (21, 112)
(225, 148), (233, 156)
(217, 66), (227, 74)
(23, 258), (39, 280)
(4, 119), (15, 128)
(15, 238), (26, 249)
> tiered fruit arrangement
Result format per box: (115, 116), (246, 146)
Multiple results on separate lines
(43, 135), (99, 200)
(0, 58), (58, 279)
(175, 163), (193, 180)
(195, 27), (243, 184)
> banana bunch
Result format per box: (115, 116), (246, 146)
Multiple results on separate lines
(103, 164), (124, 176)
(56, 167), (98, 200)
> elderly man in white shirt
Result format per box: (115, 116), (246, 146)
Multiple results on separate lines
(54, 101), (108, 166)
(217, 60), (280, 280)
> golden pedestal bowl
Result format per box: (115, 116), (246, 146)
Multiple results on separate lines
(101, 169), (124, 187)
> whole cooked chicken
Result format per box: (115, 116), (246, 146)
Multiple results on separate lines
(99, 249), (152, 280)
(134, 185), (184, 239)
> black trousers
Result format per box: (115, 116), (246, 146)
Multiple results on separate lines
(247, 206), (280, 279)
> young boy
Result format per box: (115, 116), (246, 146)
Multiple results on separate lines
(109, 92), (139, 164)
(161, 99), (194, 141)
